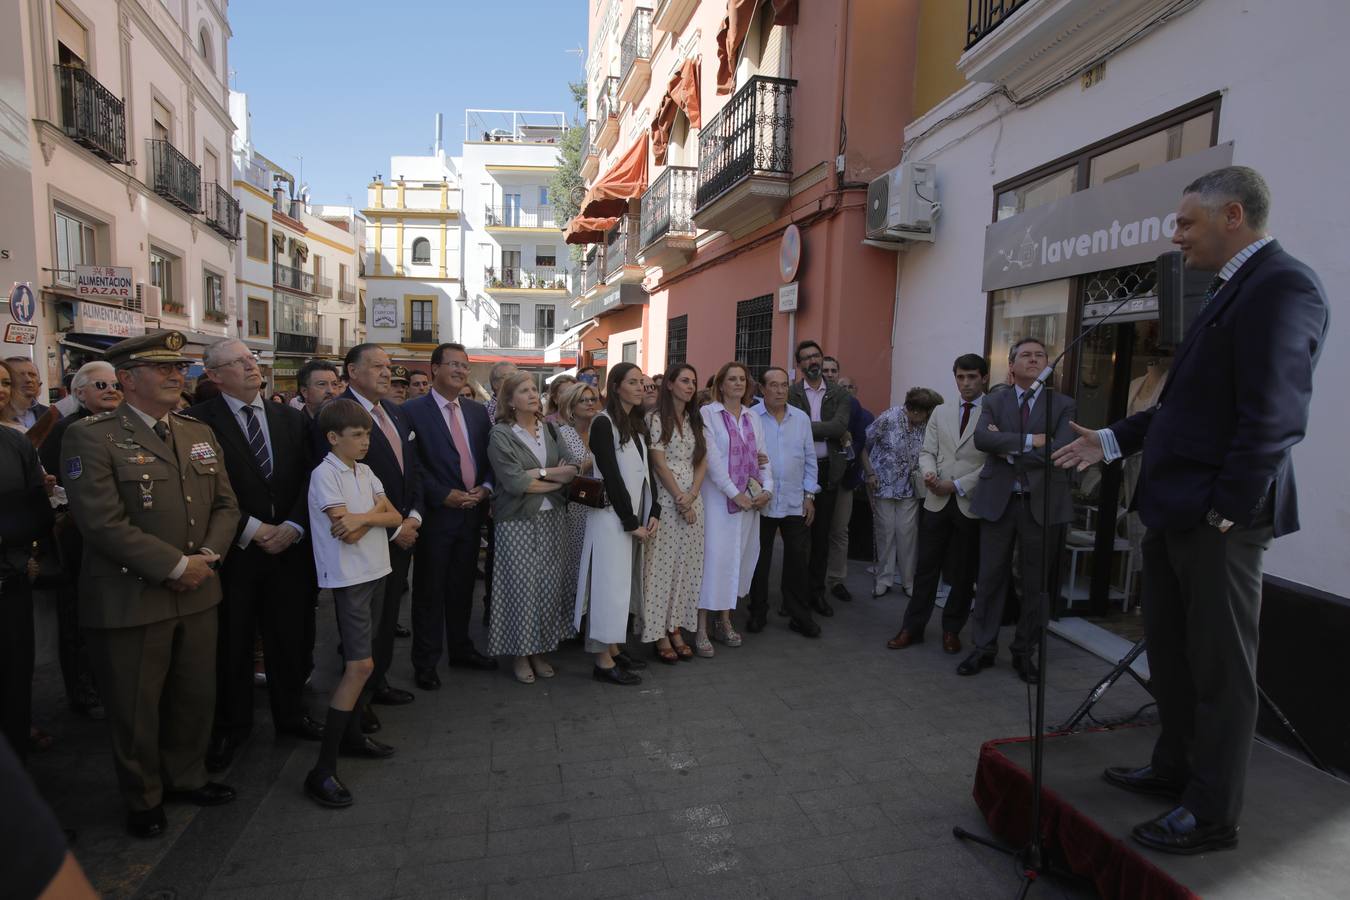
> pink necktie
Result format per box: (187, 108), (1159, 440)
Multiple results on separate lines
(372, 403), (403, 472)
(446, 399), (477, 488)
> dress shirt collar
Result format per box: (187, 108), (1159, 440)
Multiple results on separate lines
(1013, 383), (1042, 406)
(1217, 236), (1274, 282)
(803, 379), (827, 398)
(433, 387), (460, 415)
(754, 402), (793, 423)
(348, 388), (380, 413)
(126, 403), (168, 432)
(961, 394), (984, 409)
(222, 392), (265, 419)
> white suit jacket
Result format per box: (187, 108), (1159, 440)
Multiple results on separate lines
(917, 397), (987, 518)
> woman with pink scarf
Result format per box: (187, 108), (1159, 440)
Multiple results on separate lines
(696, 362), (773, 656)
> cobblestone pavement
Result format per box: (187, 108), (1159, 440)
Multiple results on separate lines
(30, 558), (1151, 898)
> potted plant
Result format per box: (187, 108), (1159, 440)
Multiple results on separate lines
(163, 301), (185, 315)
(205, 308), (229, 323)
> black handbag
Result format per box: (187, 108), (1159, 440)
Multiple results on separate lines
(568, 475), (609, 509)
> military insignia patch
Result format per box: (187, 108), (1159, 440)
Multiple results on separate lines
(165, 332), (186, 351)
(189, 442), (218, 461)
(66, 456), (83, 480)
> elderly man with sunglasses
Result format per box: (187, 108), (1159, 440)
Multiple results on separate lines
(60, 332), (240, 838)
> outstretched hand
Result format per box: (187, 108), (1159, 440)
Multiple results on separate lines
(1051, 422), (1105, 472)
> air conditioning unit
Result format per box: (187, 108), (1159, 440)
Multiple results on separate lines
(866, 161), (938, 243)
(136, 282), (162, 318)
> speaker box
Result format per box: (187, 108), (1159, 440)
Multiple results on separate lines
(1156, 250), (1215, 348)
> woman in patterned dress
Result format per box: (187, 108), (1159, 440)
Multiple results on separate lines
(865, 387), (943, 598)
(642, 364), (707, 663)
(555, 382), (600, 589)
(485, 373), (580, 683)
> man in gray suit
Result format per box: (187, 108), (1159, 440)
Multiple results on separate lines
(959, 338), (1075, 683)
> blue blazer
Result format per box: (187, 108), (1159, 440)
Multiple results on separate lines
(1110, 241), (1329, 537)
(401, 391), (494, 536)
(337, 388), (423, 524)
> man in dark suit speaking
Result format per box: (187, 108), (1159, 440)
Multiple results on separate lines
(400, 343), (498, 687)
(1055, 166), (1329, 855)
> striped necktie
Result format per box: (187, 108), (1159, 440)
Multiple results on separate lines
(241, 404), (273, 479)
(1203, 275), (1225, 309)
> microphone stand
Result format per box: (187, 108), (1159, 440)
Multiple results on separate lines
(953, 280), (1155, 897)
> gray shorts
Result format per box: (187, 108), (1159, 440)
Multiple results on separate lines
(333, 577), (385, 662)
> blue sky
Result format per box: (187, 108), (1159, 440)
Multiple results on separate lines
(228, 0), (587, 205)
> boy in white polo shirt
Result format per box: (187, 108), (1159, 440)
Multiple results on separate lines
(304, 398), (404, 808)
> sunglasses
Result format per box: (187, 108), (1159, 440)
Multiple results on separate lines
(92, 380), (114, 391)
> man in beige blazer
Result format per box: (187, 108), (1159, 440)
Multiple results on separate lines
(888, 354), (989, 654)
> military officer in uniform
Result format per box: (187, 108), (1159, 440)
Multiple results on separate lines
(61, 332), (241, 839)
(390, 364), (412, 403)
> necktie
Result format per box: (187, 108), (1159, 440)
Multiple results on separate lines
(1020, 391), (1033, 431)
(153, 420), (169, 443)
(446, 400), (477, 489)
(242, 405), (273, 479)
(960, 402), (973, 435)
(372, 403), (403, 472)
(1203, 275), (1226, 308)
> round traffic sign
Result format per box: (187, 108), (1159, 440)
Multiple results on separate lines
(9, 283), (35, 324)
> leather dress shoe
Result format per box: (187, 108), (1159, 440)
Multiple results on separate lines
(360, 705), (381, 734)
(956, 650), (995, 676)
(304, 769), (353, 808)
(340, 735), (397, 759)
(205, 733), (243, 773)
(612, 650), (648, 671)
(1132, 806), (1238, 855)
(593, 665), (642, 686)
(831, 584), (853, 602)
(1012, 655), (1040, 684)
(394, 623), (411, 638)
(371, 686), (415, 706)
(166, 781), (236, 806)
(745, 615), (767, 634)
(447, 649), (499, 671)
(942, 632), (962, 654)
(811, 596), (835, 618)
(277, 715), (325, 741)
(776, 605), (789, 617)
(126, 805), (167, 839)
(415, 667), (441, 690)
(789, 618), (821, 638)
(1103, 765), (1186, 799)
(887, 629), (921, 650)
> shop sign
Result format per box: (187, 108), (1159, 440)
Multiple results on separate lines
(272, 358), (302, 377)
(371, 297), (398, 328)
(982, 142), (1234, 292)
(74, 265), (134, 300)
(74, 301), (145, 338)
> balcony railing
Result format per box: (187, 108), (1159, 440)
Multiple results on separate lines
(481, 330), (557, 351)
(149, 139), (201, 212)
(338, 284), (357, 304)
(695, 76), (796, 211)
(596, 76), (620, 124)
(966, 0), (1033, 49)
(313, 274), (334, 299)
(582, 247), (606, 293)
(404, 322), (439, 344)
(485, 205), (559, 229)
(273, 261), (316, 294)
(486, 266), (569, 291)
(605, 214), (641, 278)
(55, 65), (127, 163)
(620, 7), (653, 84)
(640, 166), (697, 249)
(582, 119), (598, 159)
(242, 158), (272, 192)
(203, 183), (241, 240)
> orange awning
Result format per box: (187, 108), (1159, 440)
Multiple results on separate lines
(579, 132), (649, 218)
(564, 214), (619, 245)
(715, 0), (798, 95)
(651, 58), (703, 166)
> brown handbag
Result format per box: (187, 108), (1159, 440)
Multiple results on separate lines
(568, 475), (609, 509)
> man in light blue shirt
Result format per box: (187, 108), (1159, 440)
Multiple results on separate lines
(748, 367), (821, 638)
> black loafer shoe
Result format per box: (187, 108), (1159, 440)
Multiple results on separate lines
(394, 623), (412, 638)
(1131, 806), (1238, 855)
(776, 606), (789, 617)
(126, 805), (167, 839)
(447, 650), (499, 671)
(831, 584), (853, 602)
(745, 616), (767, 634)
(612, 650), (647, 671)
(165, 781), (236, 806)
(360, 706), (381, 735)
(340, 736), (397, 759)
(1012, 655), (1040, 684)
(205, 733), (242, 773)
(592, 665), (642, 686)
(278, 714), (325, 742)
(372, 686), (415, 706)
(789, 618), (822, 638)
(414, 667), (441, 690)
(957, 651), (996, 676)
(811, 597), (835, 618)
(1103, 765), (1187, 799)
(304, 769), (353, 808)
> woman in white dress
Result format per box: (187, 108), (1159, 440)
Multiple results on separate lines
(697, 362), (773, 657)
(573, 363), (660, 685)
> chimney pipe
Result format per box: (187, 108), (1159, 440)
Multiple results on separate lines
(434, 113), (443, 155)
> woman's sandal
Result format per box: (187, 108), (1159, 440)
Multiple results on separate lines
(669, 633), (694, 660)
(653, 643), (679, 665)
(513, 659), (536, 684)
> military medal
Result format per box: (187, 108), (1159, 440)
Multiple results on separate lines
(189, 442), (218, 461)
(140, 481), (155, 510)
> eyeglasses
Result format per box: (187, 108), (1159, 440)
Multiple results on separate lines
(130, 362), (191, 375)
(578, 396), (597, 404)
(643, 384), (657, 392)
(211, 356), (259, 371)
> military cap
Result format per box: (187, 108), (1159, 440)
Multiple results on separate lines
(391, 364), (411, 383)
(105, 331), (191, 369)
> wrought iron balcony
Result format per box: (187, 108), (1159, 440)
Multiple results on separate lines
(693, 76), (796, 236)
(966, 0), (1032, 49)
(581, 246), (607, 294)
(485, 205), (559, 229)
(313, 275), (334, 299)
(581, 119), (601, 180)
(203, 183), (241, 240)
(149, 139), (201, 212)
(485, 266), (569, 291)
(639, 166), (697, 257)
(595, 77), (620, 151)
(273, 261), (316, 295)
(55, 65), (127, 164)
(605, 213), (642, 281)
(338, 284), (357, 304)
(619, 7), (653, 104)
(404, 322), (439, 345)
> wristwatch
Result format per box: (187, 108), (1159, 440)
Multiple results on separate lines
(538, 468), (548, 480)
(1206, 509), (1233, 531)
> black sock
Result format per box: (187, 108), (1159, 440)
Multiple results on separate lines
(345, 693), (370, 744)
(317, 706), (349, 774)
